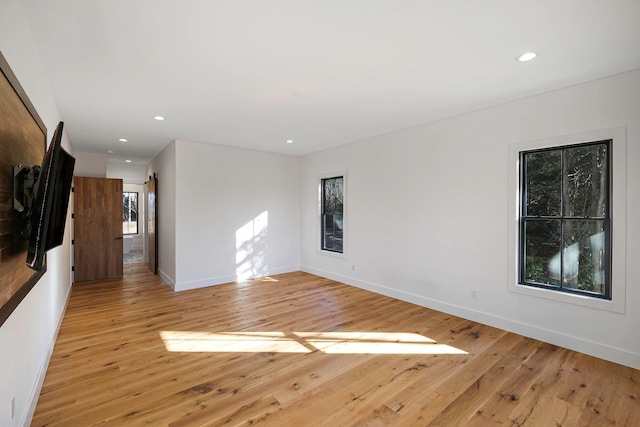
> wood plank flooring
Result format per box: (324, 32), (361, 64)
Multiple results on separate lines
(31, 266), (639, 426)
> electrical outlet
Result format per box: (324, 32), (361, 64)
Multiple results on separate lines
(11, 397), (15, 420)
(471, 290), (477, 300)
(351, 265), (356, 271)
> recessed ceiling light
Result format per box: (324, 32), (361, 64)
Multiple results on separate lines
(286, 139), (294, 144)
(125, 160), (132, 163)
(516, 51), (538, 62)
(119, 138), (128, 142)
(154, 115), (165, 121)
(107, 150), (114, 154)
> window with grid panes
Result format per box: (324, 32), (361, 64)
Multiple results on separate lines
(519, 140), (610, 299)
(321, 176), (344, 253)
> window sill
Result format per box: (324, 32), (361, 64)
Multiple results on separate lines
(317, 249), (347, 260)
(508, 281), (621, 312)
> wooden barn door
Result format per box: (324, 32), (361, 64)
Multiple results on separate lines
(74, 176), (123, 282)
(147, 174), (158, 274)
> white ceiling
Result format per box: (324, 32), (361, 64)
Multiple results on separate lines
(22, 0), (640, 165)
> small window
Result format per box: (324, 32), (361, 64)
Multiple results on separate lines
(123, 192), (138, 235)
(519, 140), (611, 299)
(321, 176), (344, 253)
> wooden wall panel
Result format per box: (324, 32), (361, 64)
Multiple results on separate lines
(0, 52), (47, 326)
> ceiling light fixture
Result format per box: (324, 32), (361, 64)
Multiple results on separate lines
(125, 159), (132, 163)
(286, 139), (294, 144)
(107, 150), (114, 154)
(516, 51), (538, 62)
(118, 138), (128, 142)
(154, 115), (165, 121)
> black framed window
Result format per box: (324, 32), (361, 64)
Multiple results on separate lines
(321, 176), (344, 253)
(520, 140), (611, 299)
(123, 192), (138, 235)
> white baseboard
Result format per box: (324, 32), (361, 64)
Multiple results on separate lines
(23, 282), (73, 427)
(301, 265), (640, 370)
(158, 268), (175, 291)
(173, 265), (301, 292)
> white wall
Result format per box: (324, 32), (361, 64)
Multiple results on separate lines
(148, 139), (301, 291)
(108, 160), (148, 185)
(75, 152), (148, 185)
(301, 69), (640, 369)
(0, 1), (75, 425)
(73, 151), (107, 177)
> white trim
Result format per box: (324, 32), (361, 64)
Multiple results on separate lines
(172, 265), (301, 292)
(24, 281), (72, 427)
(301, 265), (639, 370)
(317, 170), (347, 259)
(158, 268), (175, 291)
(507, 128), (627, 313)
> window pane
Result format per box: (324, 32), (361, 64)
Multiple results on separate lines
(322, 214), (343, 252)
(523, 219), (561, 286)
(123, 192), (138, 235)
(524, 150), (561, 216)
(323, 177), (344, 215)
(563, 144), (608, 218)
(124, 195), (130, 217)
(321, 176), (344, 253)
(562, 220), (606, 295)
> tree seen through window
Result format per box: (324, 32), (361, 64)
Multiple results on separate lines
(123, 192), (138, 235)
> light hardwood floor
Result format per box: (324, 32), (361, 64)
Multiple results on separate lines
(32, 265), (639, 426)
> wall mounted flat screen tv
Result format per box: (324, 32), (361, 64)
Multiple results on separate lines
(25, 121), (75, 271)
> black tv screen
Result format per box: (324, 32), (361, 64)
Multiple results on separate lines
(26, 121), (75, 271)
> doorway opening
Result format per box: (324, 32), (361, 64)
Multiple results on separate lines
(122, 185), (146, 266)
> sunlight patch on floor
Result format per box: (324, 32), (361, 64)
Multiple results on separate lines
(160, 331), (311, 353)
(159, 331), (468, 355)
